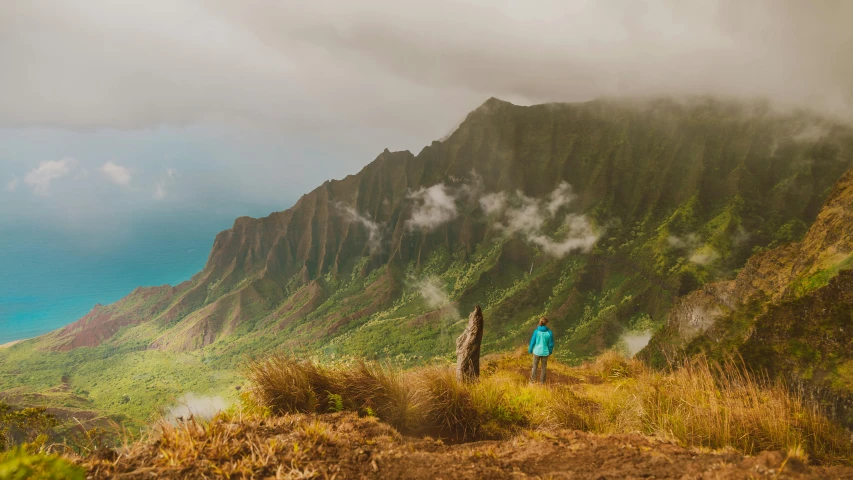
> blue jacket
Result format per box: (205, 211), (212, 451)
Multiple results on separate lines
(529, 326), (554, 356)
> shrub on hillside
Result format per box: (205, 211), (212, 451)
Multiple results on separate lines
(0, 447), (85, 480)
(1, 402), (60, 452)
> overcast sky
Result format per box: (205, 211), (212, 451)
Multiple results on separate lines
(1, 0), (852, 229)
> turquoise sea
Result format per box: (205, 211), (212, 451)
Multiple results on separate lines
(0, 204), (278, 344)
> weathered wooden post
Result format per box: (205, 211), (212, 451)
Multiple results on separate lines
(456, 305), (484, 383)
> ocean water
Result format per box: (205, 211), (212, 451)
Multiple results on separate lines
(0, 205), (277, 344)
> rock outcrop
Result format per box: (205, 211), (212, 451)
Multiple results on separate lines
(644, 167), (853, 365)
(456, 305), (484, 383)
(642, 167), (853, 423)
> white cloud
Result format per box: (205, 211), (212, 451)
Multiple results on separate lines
(503, 195), (546, 234)
(619, 331), (652, 357)
(99, 161), (132, 186)
(405, 180), (599, 256)
(406, 184), (458, 232)
(668, 233), (731, 265)
(667, 233), (700, 249)
(417, 277), (450, 309)
(545, 182), (576, 215)
(528, 214), (598, 257)
(24, 158), (78, 195)
(6, 177), (18, 193)
(1, 0), (851, 136)
(338, 203), (383, 253)
(689, 247), (721, 266)
(414, 276), (460, 320)
(165, 393), (227, 422)
(479, 191), (507, 215)
(492, 183), (599, 258)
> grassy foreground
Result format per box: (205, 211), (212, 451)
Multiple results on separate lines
(7, 351), (853, 478)
(241, 350), (852, 464)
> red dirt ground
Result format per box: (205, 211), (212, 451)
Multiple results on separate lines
(81, 412), (853, 479)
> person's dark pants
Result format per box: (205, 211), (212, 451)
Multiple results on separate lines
(531, 355), (548, 383)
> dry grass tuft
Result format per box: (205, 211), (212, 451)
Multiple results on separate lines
(588, 349), (641, 379)
(245, 353), (335, 414)
(80, 411), (399, 479)
(638, 356), (852, 463)
(414, 367), (479, 441)
(338, 361), (420, 432)
(242, 351), (853, 465)
(548, 387), (600, 432)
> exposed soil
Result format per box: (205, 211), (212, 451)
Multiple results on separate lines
(81, 412), (853, 479)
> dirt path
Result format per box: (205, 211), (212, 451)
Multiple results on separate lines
(82, 412), (853, 479)
(372, 429), (852, 479)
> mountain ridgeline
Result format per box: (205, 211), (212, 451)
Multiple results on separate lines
(4, 97), (853, 421)
(47, 97), (853, 359)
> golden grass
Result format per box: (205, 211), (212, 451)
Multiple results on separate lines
(80, 410), (399, 479)
(636, 356), (851, 461)
(245, 351), (853, 464)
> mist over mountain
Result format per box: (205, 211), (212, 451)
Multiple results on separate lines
(4, 2), (853, 476)
(644, 167), (853, 425)
(3, 96), (853, 425)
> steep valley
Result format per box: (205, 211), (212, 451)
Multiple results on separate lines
(3, 96), (853, 425)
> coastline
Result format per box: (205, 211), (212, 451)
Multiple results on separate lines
(0, 339), (26, 349)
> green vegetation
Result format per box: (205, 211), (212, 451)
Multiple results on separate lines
(3, 97), (853, 429)
(243, 351), (852, 464)
(791, 253), (853, 297)
(0, 402), (85, 479)
(0, 448), (84, 480)
(0, 340), (238, 425)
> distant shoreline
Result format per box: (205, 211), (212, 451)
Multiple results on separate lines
(0, 339), (26, 349)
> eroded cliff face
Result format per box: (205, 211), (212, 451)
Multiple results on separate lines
(41, 97), (853, 360)
(644, 167), (853, 365)
(643, 168), (853, 422)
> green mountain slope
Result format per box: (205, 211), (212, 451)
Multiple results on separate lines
(643, 167), (853, 424)
(3, 97), (853, 421)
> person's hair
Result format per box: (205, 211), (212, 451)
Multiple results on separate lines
(538, 317), (549, 326)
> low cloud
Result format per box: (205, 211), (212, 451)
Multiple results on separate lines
(545, 182), (576, 215)
(528, 214), (598, 257)
(338, 203), (383, 253)
(504, 195), (546, 233)
(455, 169), (484, 200)
(792, 123), (832, 143)
(24, 158), (78, 195)
(417, 277), (450, 308)
(100, 161), (132, 186)
(667, 233), (723, 266)
(619, 331), (652, 357)
(165, 393), (227, 422)
(406, 184), (458, 232)
(492, 183), (599, 258)
(404, 179), (599, 256)
(6, 177), (18, 193)
(415, 276), (459, 319)
(667, 233), (699, 249)
(3, 0), (852, 135)
(689, 247), (721, 266)
(479, 191), (507, 215)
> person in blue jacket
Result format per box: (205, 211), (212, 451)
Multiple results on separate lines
(529, 317), (554, 383)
